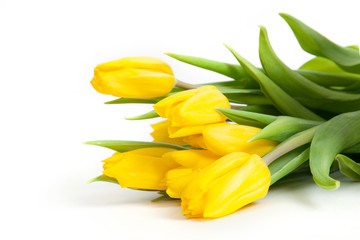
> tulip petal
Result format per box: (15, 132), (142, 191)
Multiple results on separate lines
(202, 123), (277, 156)
(150, 120), (186, 145)
(204, 156), (270, 218)
(153, 88), (199, 118)
(103, 148), (178, 190)
(171, 87), (230, 126)
(100, 68), (175, 99)
(96, 57), (174, 75)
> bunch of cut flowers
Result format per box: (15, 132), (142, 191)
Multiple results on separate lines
(87, 13), (360, 218)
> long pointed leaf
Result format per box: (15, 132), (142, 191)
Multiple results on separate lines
(105, 98), (161, 104)
(310, 110), (360, 190)
(299, 56), (360, 90)
(216, 107), (277, 124)
(269, 146), (309, 185)
(225, 44), (323, 121)
(280, 13), (360, 74)
(125, 110), (159, 120)
(262, 126), (318, 165)
(88, 175), (119, 184)
(258, 26), (360, 109)
(166, 52), (259, 88)
(251, 116), (322, 142)
(335, 154), (360, 181)
(85, 140), (189, 152)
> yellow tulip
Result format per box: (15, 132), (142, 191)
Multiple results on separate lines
(102, 147), (178, 190)
(150, 120), (186, 146)
(202, 123), (277, 156)
(181, 152), (271, 218)
(164, 150), (220, 198)
(183, 134), (207, 149)
(91, 57), (175, 99)
(153, 86), (230, 138)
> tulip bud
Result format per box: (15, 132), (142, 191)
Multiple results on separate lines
(102, 147), (178, 190)
(164, 150), (220, 198)
(181, 152), (271, 218)
(153, 86), (231, 138)
(150, 120), (186, 146)
(91, 57), (175, 99)
(202, 123), (277, 156)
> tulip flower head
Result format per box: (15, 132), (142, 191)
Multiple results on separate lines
(183, 134), (207, 149)
(102, 147), (178, 190)
(202, 123), (277, 156)
(91, 57), (175, 99)
(164, 150), (220, 198)
(153, 86), (231, 138)
(181, 152), (271, 218)
(150, 120), (186, 146)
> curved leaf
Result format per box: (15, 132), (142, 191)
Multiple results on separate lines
(297, 70), (360, 91)
(88, 175), (119, 184)
(299, 56), (360, 90)
(105, 98), (161, 104)
(85, 140), (189, 152)
(216, 107), (276, 124)
(310, 110), (360, 190)
(226, 93), (271, 105)
(335, 154), (360, 181)
(125, 110), (159, 120)
(251, 116), (322, 142)
(269, 146), (309, 185)
(262, 126), (318, 165)
(166, 52), (259, 88)
(225, 44), (323, 121)
(258, 26), (360, 110)
(280, 13), (360, 74)
(239, 105), (281, 115)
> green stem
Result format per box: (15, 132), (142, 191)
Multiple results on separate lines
(175, 79), (198, 89)
(262, 126), (318, 165)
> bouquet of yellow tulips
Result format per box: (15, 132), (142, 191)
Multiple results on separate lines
(87, 13), (360, 218)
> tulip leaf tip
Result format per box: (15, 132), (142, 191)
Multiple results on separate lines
(83, 141), (98, 146)
(87, 176), (100, 184)
(87, 175), (119, 184)
(313, 176), (340, 190)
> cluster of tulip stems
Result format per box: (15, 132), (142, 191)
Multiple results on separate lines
(87, 14), (360, 218)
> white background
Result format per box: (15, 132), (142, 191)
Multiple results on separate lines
(1, 0), (360, 239)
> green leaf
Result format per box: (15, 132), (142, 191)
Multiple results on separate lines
(166, 52), (259, 88)
(335, 154), (360, 181)
(258, 26), (360, 113)
(105, 98), (161, 104)
(299, 57), (360, 90)
(310, 110), (360, 190)
(217, 107), (276, 124)
(343, 142), (360, 153)
(251, 116), (322, 142)
(297, 70), (360, 91)
(85, 140), (189, 152)
(105, 88), (185, 104)
(225, 90), (272, 105)
(269, 146), (309, 185)
(201, 80), (251, 89)
(280, 13), (360, 74)
(239, 105), (281, 115)
(87, 175), (119, 184)
(125, 110), (159, 120)
(151, 191), (178, 202)
(225, 44), (323, 121)
(262, 126), (318, 165)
